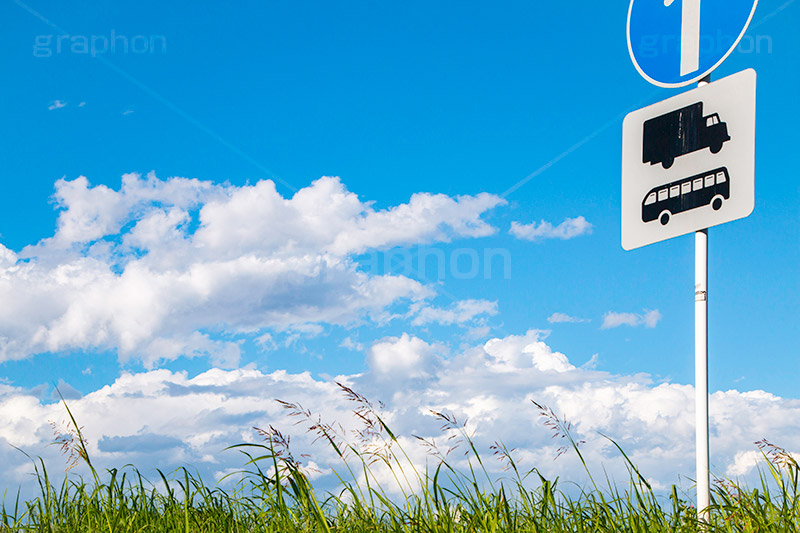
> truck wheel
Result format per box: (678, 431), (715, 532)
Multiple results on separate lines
(659, 211), (671, 225)
(662, 157), (674, 169)
(710, 142), (723, 154)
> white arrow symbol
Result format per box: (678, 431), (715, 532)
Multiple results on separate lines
(665, 0), (701, 76)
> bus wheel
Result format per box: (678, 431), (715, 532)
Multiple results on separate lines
(712, 195), (723, 211)
(710, 142), (723, 154)
(659, 211), (671, 225)
(662, 157), (674, 169)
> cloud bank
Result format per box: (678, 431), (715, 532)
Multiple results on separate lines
(0, 173), (504, 367)
(1, 331), (797, 501)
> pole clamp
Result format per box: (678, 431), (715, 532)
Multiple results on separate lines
(695, 290), (707, 302)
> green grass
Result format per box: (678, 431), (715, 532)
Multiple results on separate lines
(1, 385), (797, 532)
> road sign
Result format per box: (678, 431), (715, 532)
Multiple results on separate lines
(621, 69), (755, 251)
(627, 0), (759, 87)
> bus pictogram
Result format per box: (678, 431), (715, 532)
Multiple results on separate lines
(642, 167), (730, 225)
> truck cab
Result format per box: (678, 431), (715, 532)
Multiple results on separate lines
(701, 113), (729, 154)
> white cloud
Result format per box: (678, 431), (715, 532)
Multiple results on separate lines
(1, 332), (798, 502)
(193, 178), (505, 258)
(0, 173), (503, 366)
(366, 333), (441, 380)
(411, 299), (498, 326)
(726, 450), (761, 477)
(581, 353), (600, 369)
(255, 333), (277, 352)
(601, 309), (662, 329)
(339, 337), (364, 351)
(510, 216), (592, 242)
(481, 330), (575, 373)
(641, 309), (662, 328)
(48, 100), (67, 110)
(465, 325), (491, 340)
(53, 379), (82, 400)
(548, 312), (589, 324)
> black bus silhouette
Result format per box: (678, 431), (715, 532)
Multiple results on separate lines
(642, 102), (730, 169)
(642, 167), (730, 226)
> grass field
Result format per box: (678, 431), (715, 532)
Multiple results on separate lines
(1, 386), (798, 532)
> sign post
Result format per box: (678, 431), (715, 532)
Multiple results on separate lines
(624, 0), (759, 524)
(695, 226), (709, 522)
(694, 74), (711, 525)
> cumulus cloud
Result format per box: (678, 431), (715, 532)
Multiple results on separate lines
(547, 312), (589, 324)
(510, 216), (592, 242)
(601, 309), (662, 329)
(366, 333), (442, 380)
(0, 173), (504, 366)
(726, 450), (762, 477)
(1, 331), (798, 502)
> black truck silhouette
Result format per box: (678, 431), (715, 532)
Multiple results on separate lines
(642, 102), (730, 169)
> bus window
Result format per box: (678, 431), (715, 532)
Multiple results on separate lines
(645, 192), (656, 206)
(693, 178), (703, 191)
(716, 171), (726, 183)
(670, 185), (680, 198)
(705, 175), (715, 188)
(681, 182), (692, 195)
(658, 189), (668, 202)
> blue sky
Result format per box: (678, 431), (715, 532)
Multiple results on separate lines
(0, 0), (798, 498)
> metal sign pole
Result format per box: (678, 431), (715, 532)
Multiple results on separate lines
(694, 75), (711, 525)
(694, 74), (711, 524)
(695, 228), (710, 523)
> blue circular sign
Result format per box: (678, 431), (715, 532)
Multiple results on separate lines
(627, 0), (759, 87)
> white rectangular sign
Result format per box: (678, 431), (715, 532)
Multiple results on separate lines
(621, 69), (756, 250)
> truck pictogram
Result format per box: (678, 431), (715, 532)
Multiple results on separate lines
(642, 102), (730, 169)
